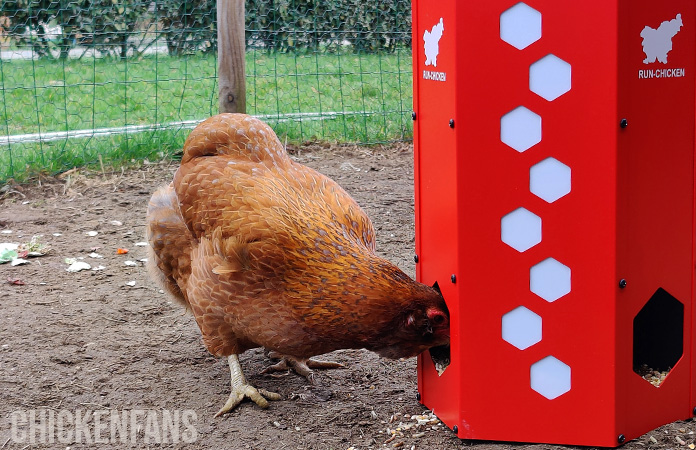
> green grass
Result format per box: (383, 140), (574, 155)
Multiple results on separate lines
(0, 49), (413, 183)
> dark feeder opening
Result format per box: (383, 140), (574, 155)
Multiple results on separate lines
(633, 288), (684, 387)
(428, 281), (450, 376)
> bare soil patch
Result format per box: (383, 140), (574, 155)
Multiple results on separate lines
(1, 143), (694, 449)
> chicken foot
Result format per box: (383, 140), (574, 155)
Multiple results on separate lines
(261, 350), (344, 384)
(214, 354), (282, 417)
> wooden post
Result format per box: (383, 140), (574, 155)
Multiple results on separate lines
(217, 0), (246, 114)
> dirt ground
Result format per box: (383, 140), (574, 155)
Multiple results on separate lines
(1, 142), (694, 449)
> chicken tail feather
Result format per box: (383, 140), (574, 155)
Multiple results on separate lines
(146, 184), (193, 306)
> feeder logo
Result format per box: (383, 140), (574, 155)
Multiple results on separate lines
(423, 18), (446, 82)
(638, 13), (686, 80)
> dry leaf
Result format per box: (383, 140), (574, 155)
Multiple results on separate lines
(7, 277), (25, 285)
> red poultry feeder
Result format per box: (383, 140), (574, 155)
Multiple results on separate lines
(412, 0), (696, 446)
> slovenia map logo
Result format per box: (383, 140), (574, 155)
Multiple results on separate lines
(638, 13), (685, 79)
(423, 18), (446, 81)
(424, 18), (444, 67)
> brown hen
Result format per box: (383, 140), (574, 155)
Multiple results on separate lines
(146, 113), (449, 415)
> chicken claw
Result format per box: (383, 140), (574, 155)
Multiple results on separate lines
(214, 354), (281, 417)
(261, 351), (344, 384)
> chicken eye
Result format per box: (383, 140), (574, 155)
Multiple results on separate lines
(430, 311), (446, 326)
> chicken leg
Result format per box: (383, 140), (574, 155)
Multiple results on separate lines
(214, 354), (282, 417)
(261, 351), (344, 384)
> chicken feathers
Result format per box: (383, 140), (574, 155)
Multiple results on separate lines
(146, 113), (449, 412)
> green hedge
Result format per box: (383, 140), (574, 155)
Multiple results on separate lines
(246, 0), (411, 53)
(0, 0), (410, 59)
(0, 0), (152, 59)
(157, 0), (217, 56)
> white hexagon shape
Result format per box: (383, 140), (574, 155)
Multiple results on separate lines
(501, 207), (542, 252)
(501, 106), (541, 152)
(530, 54), (571, 101)
(530, 157), (571, 203)
(500, 3), (542, 50)
(530, 258), (571, 302)
(502, 306), (542, 350)
(531, 356), (571, 399)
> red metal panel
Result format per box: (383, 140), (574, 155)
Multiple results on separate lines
(449, 1), (619, 445)
(413, 0), (696, 446)
(616, 0), (696, 441)
(413, 0), (461, 428)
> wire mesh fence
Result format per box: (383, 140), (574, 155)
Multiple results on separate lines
(0, 0), (413, 183)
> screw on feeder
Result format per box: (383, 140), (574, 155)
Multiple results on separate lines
(412, 111), (417, 121)
(414, 255), (419, 263)
(453, 425), (458, 434)
(618, 434), (626, 444)
(416, 392), (421, 401)
(693, 406), (696, 416)
(451, 274), (456, 283)
(619, 279), (627, 288)
(620, 118), (628, 128)
(449, 119), (455, 128)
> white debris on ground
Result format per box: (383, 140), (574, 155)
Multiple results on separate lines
(2, 236), (50, 265)
(65, 259), (92, 272)
(377, 411), (443, 448)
